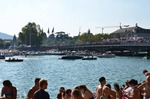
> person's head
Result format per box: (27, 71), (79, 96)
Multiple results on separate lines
(79, 85), (87, 93)
(3, 80), (12, 88)
(57, 93), (62, 99)
(128, 79), (138, 86)
(105, 84), (111, 90)
(65, 89), (72, 99)
(39, 79), (48, 90)
(72, 89), (82, 99)
(114, 83), (120, 91)
(143, 69), (149, 76)
(74, 86), (80, 90)
(35, 78), (41, 85)
(143, 69), (148, 74)
(146, 75), (150, 83)
(99, 77), (106, 85)
(59, 87), (65, 94)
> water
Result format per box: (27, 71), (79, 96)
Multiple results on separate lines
(0, 55), (149, 98)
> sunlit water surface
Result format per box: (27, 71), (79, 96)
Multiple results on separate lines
(0, 55), (149, 98)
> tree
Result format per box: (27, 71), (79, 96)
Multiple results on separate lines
(18, 22), (44, 47)
(12, 35), (17, 46)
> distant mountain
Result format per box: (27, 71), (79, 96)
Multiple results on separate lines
(0, 32), (13, 39)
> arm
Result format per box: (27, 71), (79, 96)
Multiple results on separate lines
(1, 87), (4, 97)
(27, 89), (33, 99)
(138, 82), (146, 94)
(118, 91), (123, 99)
(126, 89), (139, 99)
(13, 87), (17, 99)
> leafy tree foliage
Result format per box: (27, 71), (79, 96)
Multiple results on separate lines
(18, 22), (45, 47)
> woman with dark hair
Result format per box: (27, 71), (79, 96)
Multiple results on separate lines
(1, 80), (17, 99)
(79, 85), (94, 99)
(113, 83), (123, 99)
(72, 89), (83, 99)
(64, 89), (72, 99)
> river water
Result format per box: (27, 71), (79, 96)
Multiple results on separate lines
(0, 55), (149, 99)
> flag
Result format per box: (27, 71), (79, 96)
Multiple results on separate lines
(47, 28), (50, 34)
(88, 29), (90, 34)
(52, 27), (54, 33)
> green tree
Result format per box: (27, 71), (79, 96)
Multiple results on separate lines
(18, 22), (44, 47)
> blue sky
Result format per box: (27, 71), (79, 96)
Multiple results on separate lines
(0, 0), (150, 37)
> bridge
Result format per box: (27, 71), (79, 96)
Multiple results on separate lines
(57, 42), (150, 54)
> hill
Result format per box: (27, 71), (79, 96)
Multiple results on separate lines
(0, 32), (13, 39)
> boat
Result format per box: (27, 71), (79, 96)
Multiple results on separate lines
(143, 56), (150, 59)
(61, 55), (83, 59)
(97, 53), (115, 58)
(0, 55), (5, 59)
(61, 52), (83, 60)
(82, 55), (97, 60)
(5, 58), (23, 62)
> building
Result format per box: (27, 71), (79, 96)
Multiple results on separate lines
(111, 23), (150, 42)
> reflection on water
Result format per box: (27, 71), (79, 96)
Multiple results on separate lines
(0, 55), (149, 98)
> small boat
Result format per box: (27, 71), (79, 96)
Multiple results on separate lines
(61, 52), (83, 60)
(143, 56), (150, 59)
(0, 55), (5, 59)
(97, 53), (115, 58)
(61, 55), (83, 59)
(5, 58), (23, 62)
(82, 57), (97, 60)
(82, 55), (97, 60)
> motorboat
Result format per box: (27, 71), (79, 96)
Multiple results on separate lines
(61, 55), (83, 59)
(97, 53), (115, 58)
(5, 58), (23, 62)
(60, 52), (83, 60)
(82, 57), (97, 60)
(82, 55), (97, 60)
(143, 56), (150, 59)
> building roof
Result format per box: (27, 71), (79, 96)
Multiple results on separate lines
(111, 25), (150, 34)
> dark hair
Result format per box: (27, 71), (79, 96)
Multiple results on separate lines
(57, 93), (62, 99)
(143, 69), (148, 74)
(60, 87), (65, 91)
(128, 79), (138, 85)
(72, 89), (82, 98)
(105, 84), (111, 89)
(35, 78), (41, 84)
(3, 80), (12, 87)
(99, 77), (106, 83)
(79, 85), (87, 90)
(65, 89), (72, 97)
(74, 86), (80, 90)
(114, 83), (120, 91)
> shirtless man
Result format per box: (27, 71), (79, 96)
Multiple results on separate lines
(139, 76), (150, 99)
(96, 77), (106, 99)
(27, 78), (41, 99)
(143, 69), (150, 77)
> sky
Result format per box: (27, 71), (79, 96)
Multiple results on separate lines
(0, 0), (150, 37)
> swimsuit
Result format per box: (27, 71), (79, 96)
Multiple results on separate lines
(4, 87), (14, 97)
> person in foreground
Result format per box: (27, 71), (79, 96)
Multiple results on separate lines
(34, 79), (50, 99)
(79, 85), (94, 99)
(1, 80), (17, 99)
(138, 75), (150, 99)
(96, 77), (106, 99)
(27, 78), (41, 99)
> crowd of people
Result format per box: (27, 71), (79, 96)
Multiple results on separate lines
(1, 69), (150, 99)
